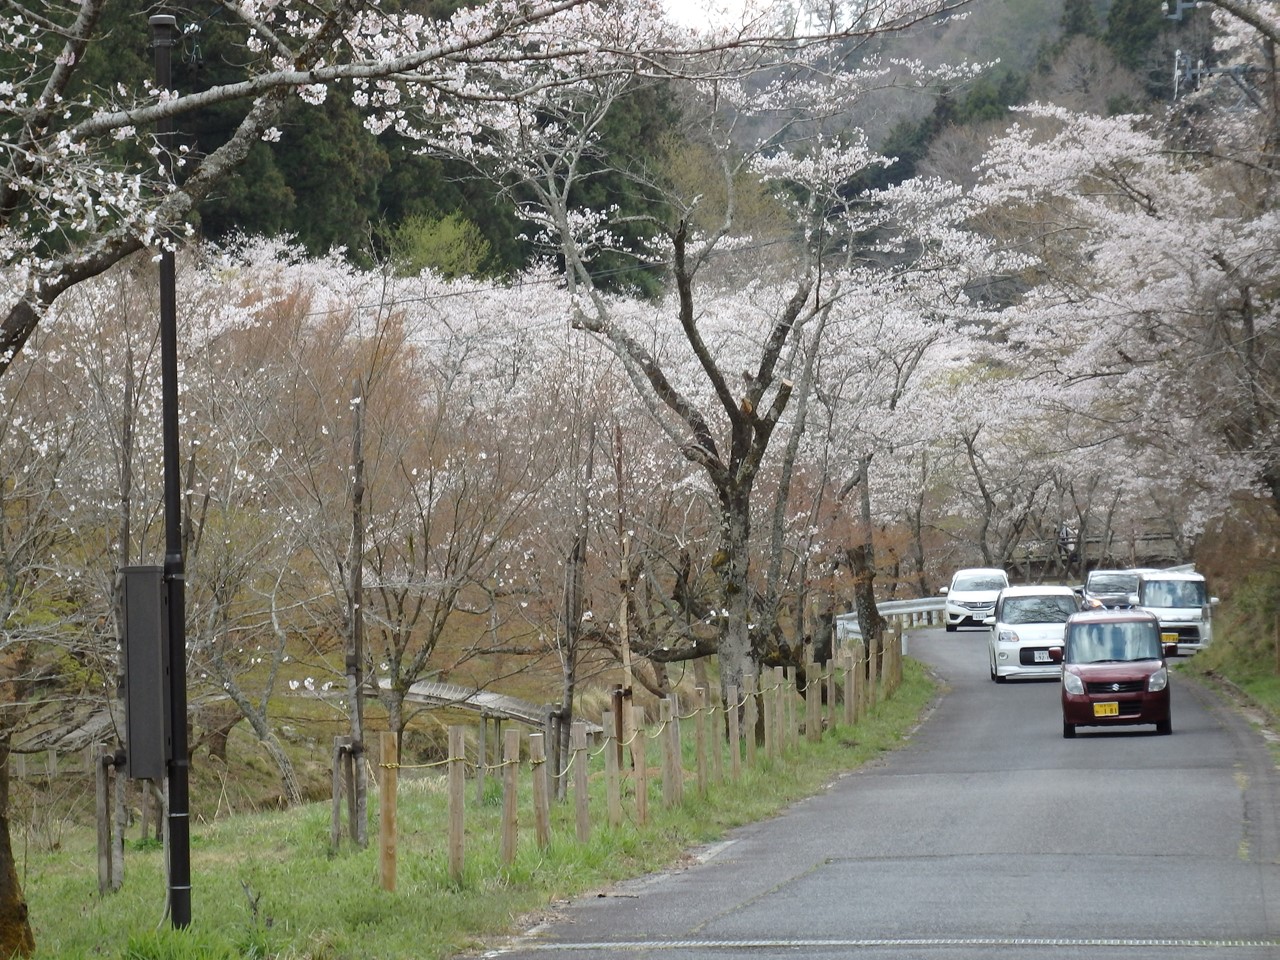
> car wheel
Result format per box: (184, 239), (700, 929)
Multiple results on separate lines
(1156, 718), (1172, 736)
(945, 623), (956, 633)
(995, 671), (1007, 684)
(1062, 721), (1076, 739)
(989, 662), (997, 681)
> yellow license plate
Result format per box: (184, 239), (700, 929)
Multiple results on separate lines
(1161, 632), (1178, 644)
(1094, 702), (1119, 717)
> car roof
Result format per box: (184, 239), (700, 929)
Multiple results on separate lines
(1137, 570), (1204, 582)
(951, 567), (1007, 578)
(1067, 608), (1161, 626)
(999, 584), (1077, 597)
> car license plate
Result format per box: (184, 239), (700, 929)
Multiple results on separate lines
(1093, 702), (1119, 718)
(1161, 632), (1178, 644)
(1034, 650), (1051, 663)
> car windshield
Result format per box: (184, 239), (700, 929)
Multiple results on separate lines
(1066, 622), (1162, 663)
(1002, 595), (1079, 625)
(1139, 579), (1207, 608)
(953, 574), (1006, 591)
(1087, 572), (1137, 594)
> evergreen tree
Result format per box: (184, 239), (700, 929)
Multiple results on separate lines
(1061, 0), (1101, 39)
(1103, 0), (1166, 70)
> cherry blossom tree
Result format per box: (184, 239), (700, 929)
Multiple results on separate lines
(391, 0), (986, 703)
(970, 100), (1278, 531)
(0, 0), (975, 382)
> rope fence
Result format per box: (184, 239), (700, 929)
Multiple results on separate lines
(366, 623), (908, 891)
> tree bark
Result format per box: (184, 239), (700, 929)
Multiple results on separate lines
(0, 738), (34, 957)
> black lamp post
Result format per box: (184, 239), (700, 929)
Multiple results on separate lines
(150, 12), (192, 930)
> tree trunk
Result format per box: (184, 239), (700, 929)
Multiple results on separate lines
(241, 709), (304, 807)
(555, 422), (594, 801)
(347, 379), (369, 846)
(718, 490), (754, 704)
(0, 739), (34, 957)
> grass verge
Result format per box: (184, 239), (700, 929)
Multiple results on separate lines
(25, 659), (936, 960)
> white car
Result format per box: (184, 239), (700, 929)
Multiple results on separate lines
(986, 584), (1081, 682)
(940, 567), (1009, 632)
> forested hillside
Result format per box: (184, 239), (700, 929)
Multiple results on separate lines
(52, 1), (1197, 278)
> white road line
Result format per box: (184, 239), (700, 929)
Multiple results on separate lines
(490, 937), (1279, 953)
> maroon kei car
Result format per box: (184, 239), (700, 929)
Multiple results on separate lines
(1052, 609), (1174, 739)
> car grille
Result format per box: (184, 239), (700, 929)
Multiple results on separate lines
(1167, 625), (1202, 642)
(961, 601), (994, 611)
(1085, 679), (1145, 695)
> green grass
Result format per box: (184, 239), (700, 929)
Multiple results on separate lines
(1184, 563), (1280, 718)
(24, 660), (937, 960)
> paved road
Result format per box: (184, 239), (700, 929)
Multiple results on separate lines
(481, 626), (1280, 960)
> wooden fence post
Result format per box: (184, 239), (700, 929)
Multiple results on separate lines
(571, 721), (590, 843)
(529, 733), (552, 850)
(775, 667), (788, 755)
(727, 683), (741, 781)
(743, 671), (757, 767)
(694, 687), (709, 797)
(631, 705), (648, 827)
(760, 670), (772, 759)
(708, 689), (723, 785)
(856, 642), (869, 720)
(331, 736), (349, 848)
(844, 651), (856, 727)
(867, 632), (879, 710)
(476, 715), (488, 806)
(805, 649), (821, 742)
(378, 731), (397, 892)
(603, 711), (621, 829)
(95, 751), (111, 895)
(660, 698), (680, 807)
(500, 728), (520, 866)
(891, 624), (904, 693)
(825, 656), (836, 729)
(448, 725), (466, 883)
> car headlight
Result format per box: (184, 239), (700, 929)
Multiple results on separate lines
(997, 629), (1019, 644)
(1147, 666), (1168, 692)
(1063, 671), (1084, 695)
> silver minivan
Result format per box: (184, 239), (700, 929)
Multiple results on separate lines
(1133, 570), (1218, 653)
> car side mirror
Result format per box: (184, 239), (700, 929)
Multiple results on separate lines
(939, 587), (949, 596)
(1163, 643), (1178, 657)
(1048, 646), (1063, 664)
(1210, 596), (1220, 605)
(983, 615), (996, 626)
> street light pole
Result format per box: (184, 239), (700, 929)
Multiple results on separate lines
(150, 12), (192, 930)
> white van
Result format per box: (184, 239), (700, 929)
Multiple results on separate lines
(1133, 570), (1219, 653)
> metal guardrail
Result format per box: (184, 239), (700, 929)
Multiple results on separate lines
(835, 597), (945, 641)
(380, 678), (602, 734)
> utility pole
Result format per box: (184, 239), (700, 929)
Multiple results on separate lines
(150, 12), (192, 930)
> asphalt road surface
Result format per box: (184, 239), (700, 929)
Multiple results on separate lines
(480, 626), (1280, 960)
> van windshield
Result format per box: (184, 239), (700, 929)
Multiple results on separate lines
(1087, 572), (1137, 594)
(1140, 579), (1206, 608)
(1066, 622), (1162, 664)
